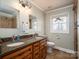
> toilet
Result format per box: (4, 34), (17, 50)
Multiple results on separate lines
(47, 42), (55, 53)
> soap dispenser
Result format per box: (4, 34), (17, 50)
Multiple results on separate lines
(16, 35), (20, 41)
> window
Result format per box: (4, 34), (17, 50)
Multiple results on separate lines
(33, 21), (38, 32)
(50, 13), (69, 33)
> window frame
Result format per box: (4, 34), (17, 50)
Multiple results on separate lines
(50, 12), (69, 33)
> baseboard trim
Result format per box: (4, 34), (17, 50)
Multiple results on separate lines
(54, 46), (76, 54)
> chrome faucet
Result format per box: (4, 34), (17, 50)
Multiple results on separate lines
(32, 34), (35, 38)
(32, 33), (38, 39)
(12, 35), (16, 42)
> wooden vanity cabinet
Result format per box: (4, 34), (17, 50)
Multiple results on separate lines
(2, 39), (47, 59)
(3, 45), (32, 59)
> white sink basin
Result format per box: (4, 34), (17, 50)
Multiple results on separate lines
(7, 42), (24, 47)
(35, 37), (43, 39)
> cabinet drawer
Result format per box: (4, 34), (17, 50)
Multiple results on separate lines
(33, 42), (39, 51)
(26, 54), (32, 59)
(40, 40), (47, 49)
(34, 50), (39, 56)
(34, 54), (39, 59)
(15, 54), (32, 59)
(40, 42), (47, 46)
(25, 45), (32, 53)
(3, 45), (32, 59)
(40, 39), (47, 44)
(33, 51), (40, 59)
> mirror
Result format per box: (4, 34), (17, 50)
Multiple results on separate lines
(0, 5), (18, 28)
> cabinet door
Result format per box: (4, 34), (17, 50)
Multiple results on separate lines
(34, 51), (40, 59)
(15, 54), (32, 59)
(40, 47), (47, 59)
(26, 54), (32, 59)
(33, 42), (40, 51)
(40, 39), (47, 59)
(33, 42), (40, 59)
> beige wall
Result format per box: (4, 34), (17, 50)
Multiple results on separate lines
(45, 6), (74, 50)
(0, 0), (45, 37)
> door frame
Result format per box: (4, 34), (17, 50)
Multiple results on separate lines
(73, 0), (78, 59)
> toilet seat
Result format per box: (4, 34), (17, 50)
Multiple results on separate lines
(47, 42), (55, 45)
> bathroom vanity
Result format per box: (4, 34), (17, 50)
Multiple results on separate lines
(0, 36), (47, 59)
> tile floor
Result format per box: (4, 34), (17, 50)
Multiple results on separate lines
(46, 49), (76, 59)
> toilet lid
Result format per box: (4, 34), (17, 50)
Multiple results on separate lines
(47, 42), (55, 45)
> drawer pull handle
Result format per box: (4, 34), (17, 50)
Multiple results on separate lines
(34, 45), (39, 47)
(26, 48), (31, 52)
(35, 52), (39, 55)
(18, 51), (25, 56)
(28, 49), (31, 51)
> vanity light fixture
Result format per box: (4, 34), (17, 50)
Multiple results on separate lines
(19, 0), (32, 8)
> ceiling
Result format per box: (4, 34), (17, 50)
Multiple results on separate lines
(32, 0), (73, 11)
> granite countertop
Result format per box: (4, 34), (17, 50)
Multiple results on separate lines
(0, 37), (45, 57)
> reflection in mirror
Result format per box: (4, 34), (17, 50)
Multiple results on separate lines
(29, 15), (38, 32)
(29, 15), (32, 29)
(0, 5), (18, 28)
